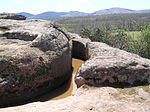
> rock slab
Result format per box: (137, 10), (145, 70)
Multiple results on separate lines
(0, 85), (150, 112)
(0, 19), (72, 107)
(69, 33), (91, 60)
(0, 13), (26, 20)
(75, 42), (150, 87)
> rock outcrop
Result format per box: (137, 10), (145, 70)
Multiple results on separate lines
(86, 42), (140, 59)
(0, 19), (72, 107)
(0, 13), (26, 20)
(0, 20), (150, 112)
(75, 42), (150, 87)
(0, 85), (150, 112)
(69, 33), (91, 60)
(72, 38), (91, 60)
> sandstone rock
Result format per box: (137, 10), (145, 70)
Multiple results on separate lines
(75, 42), (150, 87)
(1, 19), (150, 112)
(0, 19), (70, 41)
(0, 13), (26, 20)
(68, 32), (82, 39)
(72, 37), (91, 60)
(31, 30), (69, 51)
(68, 32), (91, 60)
(86, 42), (140, 59)
(0, 19), (72, 107)
(0, 85), (150, 112)
(2, 31), (38, 41)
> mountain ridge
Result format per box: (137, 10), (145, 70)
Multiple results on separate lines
(17, 12), (35, 18)
(16, 8), (150, 19)
(92, 7), (135, 15)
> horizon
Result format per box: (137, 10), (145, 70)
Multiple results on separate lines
(0, 0), (150, 14)
(16, 7), (150, 14)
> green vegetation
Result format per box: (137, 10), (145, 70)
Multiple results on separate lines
(81, 28), (128, 49)
(125, 23), (150, 58)
(53, 13), (150, 33)
(52, 13), (150, 59)
(80, 24), (150, 59)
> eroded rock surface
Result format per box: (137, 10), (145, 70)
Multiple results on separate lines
(0, 19), (72, 107)
(0, 21), (150, 111)
(69, 33), (91, 60)
(86, 42), (140, 59)
(0, 13), (26, 20)
(75, 42), (150, 87)
(0, 85), (150, 112)
(72, 38), (91, 60)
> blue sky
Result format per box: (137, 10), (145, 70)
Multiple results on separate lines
(0, 0), (150, 14)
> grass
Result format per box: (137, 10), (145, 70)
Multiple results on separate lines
(126, 31), (142, 40)
(61, 24), (75, 32)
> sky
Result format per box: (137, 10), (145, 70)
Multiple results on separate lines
(0, 0), (150, 14)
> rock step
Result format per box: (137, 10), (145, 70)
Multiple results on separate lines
(75, 42), (150, 87)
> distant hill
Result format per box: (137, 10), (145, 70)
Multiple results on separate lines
(28, 12), (66, 19)
(17, 12), (34, 18)
(62, 11), (89, 17)
(17, 8), (150, 19)
(136, 9), (150, 13)
(92, 7), (135, 15)
(26, 11), (88, 19)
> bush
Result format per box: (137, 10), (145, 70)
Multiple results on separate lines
(125, 24), (150, 59)
(141, 23), (150, 58)
(81, 27), (128, 49)
(80, 23), (150, 59)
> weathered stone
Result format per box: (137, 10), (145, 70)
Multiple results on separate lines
(68, 32), (91, 60)
(72, 37), (91, 60)
(31, 31), (69, 51)
(0, 19), (51, 35)
(68, 32), (82, 39)
(0, 13), (26, 20)
(86, 42), (140, 59)
(75, 42), (150, 87)
(0, 19), (72, 107)
(1, 20), (150, 111)
(0, 85), (150, 112)
(2, 31), (38, 41)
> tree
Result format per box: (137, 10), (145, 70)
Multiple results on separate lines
(141, 23), (150, 58)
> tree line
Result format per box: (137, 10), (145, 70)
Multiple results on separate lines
(52, 13), (150, 59)
(80, 23), (150, 59)
(53, 13), (150, 33)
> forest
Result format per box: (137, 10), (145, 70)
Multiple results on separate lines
(51, 13), (150, 59)
(52, 13), (150, 33)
